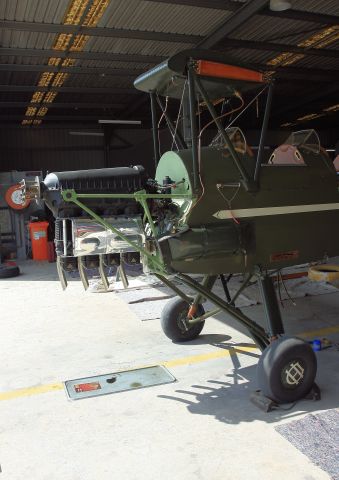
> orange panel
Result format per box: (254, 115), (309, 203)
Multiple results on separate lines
(196, 60), (264, 83)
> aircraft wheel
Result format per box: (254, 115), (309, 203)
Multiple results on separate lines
(161, 297), (205, 342)
(257, 336), (317, 404)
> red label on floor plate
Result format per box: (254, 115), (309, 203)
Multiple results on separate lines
(74, 382), (101, 393)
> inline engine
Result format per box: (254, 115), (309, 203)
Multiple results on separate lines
(40, 165), (150, 288)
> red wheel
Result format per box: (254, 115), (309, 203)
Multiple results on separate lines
(5, 184), (30, 210)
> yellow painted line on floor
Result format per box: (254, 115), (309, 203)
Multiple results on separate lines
(163, 345), (257, 368)
(298, 325), (339, 339)
(1, 324), (339, 402)
(0, 347), (256, 402)
(0, 383), (63, 401)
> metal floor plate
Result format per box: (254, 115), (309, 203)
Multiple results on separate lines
(64, 365), (176, 400)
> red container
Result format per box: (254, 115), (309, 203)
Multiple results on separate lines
(29, 221), (49, 261)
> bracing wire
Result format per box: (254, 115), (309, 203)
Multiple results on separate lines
(171, 80), (187, 151)
(216, 183), (241, 225)
(191, 93), (245, 213)
(198, 93), (244, 141)
(279, 271), (297, 307)
(226, 85), (268, 129)
(157, 95), (175, 154)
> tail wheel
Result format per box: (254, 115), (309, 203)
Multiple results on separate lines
(160, 296), (205, 342)
(257, 336), (317, 404)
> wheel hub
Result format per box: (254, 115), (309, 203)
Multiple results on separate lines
(281, 359), (305, 389)
(177, 309), (190, 332)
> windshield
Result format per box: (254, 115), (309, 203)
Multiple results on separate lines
(210, 126), (247, 154)
(284, 129), (320, 154)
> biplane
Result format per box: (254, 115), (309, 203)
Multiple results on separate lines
(24, 49), (339, 405)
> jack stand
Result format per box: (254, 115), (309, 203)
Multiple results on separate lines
(250, 383), (321, 413)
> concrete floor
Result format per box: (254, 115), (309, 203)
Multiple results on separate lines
(1, 260), (339, 480)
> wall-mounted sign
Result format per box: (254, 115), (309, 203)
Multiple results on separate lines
(5, 184), (30, 210)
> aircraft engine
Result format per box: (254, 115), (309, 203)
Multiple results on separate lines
(39, 165), (151, 286)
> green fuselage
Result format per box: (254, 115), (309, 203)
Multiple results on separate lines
(155, 146), (339, 274)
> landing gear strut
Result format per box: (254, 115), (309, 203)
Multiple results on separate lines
(256, 275), (317, 404)
(157, 271), (319, 405)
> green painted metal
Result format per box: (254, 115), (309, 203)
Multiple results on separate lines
(155, 151), (193, 195)
(61, 140), (339, 278)
(137, 196), (157, 239)
(186, 307), (221, 325)
(154, 145), (339, 275)
(177, 272), (269, 349)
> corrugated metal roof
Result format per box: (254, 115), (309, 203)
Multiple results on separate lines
(220, 47), (279, 65)
(74, 58), (152, 70)
(289, 0), (339, 16)
(0, 0), (69, 22)
(0, 55), (50, 66)
(84, 36), (194, 56)
(0, 91), (30, 101)
(0, 0), (338, 130)
(0, 71), (41, 85)
(292, 55), (339, 71)
(0, 29), (57, 49)
(98, 0), (231, 36)
(64, 73), (135, 89)
(228, 15), (320, 43)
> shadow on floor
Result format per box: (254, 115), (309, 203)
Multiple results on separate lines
(174, 333), (233, 346)
(158, 343), (339, 425)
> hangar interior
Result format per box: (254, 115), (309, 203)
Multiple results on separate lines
(0, 1), (339, 479)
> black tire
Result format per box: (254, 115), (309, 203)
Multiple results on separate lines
(0, 265), (20, 279)
(257, 336), (317, 404)
(161, 296), (205, 342)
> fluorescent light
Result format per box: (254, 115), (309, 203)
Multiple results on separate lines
(69, 131), (104, 136)
(98, 119), (141, 125)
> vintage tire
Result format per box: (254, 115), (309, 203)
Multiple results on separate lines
(161, 297), (205, 342)
(0, 265), (20, 279)
(257, 336), (317, 404)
